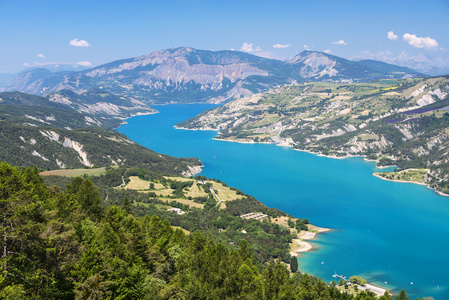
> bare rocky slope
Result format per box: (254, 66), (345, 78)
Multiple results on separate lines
(178, 75), (449, 194)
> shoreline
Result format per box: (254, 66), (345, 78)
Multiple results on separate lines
(357, 283), (388, 297)
(115, 110), (159, 130)
(290, 226), (330, 257)
(146, 123), (398, 297)
(373, 172), (449, 197)
(180, 130), (449, 198)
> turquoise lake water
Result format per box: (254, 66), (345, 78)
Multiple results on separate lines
(118, 104), (449, 299)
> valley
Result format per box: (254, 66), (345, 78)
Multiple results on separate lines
(0, 47), (446, 299)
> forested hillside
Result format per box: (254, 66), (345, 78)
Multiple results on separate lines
(1, 162), (408, 299)
(0, 91), (201, 175)
(0, 91), (155, 129)
(0, 122), (200, 174)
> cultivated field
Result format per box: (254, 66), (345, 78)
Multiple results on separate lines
(39, 167), (108, 177)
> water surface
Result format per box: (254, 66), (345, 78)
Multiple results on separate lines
(118, 104), (449, 299)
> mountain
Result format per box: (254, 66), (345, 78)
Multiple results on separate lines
(22, 62), (91, 73)
(7, 47), (425, 104)
(0, 90), (155, 129)
(357, 59), (421, 77)
(45, 89), (156, 123)
(178, 75), (449, 194)
(0, 122), (200, 174)
(0, 91), (200, 174)
(287, 51), (424, 81)
(0, 73), (16, 91)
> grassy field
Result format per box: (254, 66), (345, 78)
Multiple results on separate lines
(184, 183), (209, 198)
(39, 167), (108, 177)
(159, 198), (204, 209)
(375, 168), (428, 183)
(124, 176), (152, 190)
(209, 181), (240, 201)
(164, 176), (194, 182)
(122, 176), (243, 210)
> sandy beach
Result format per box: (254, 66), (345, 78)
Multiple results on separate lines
(290, 239), (313, 256)
(290, 226), (330, 257)
(357, 283), (387, 297)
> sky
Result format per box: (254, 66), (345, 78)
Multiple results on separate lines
(1, 0), (448, 74)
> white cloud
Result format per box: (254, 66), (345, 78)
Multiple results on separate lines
(323, 49), (332, 54)
(69, 38), (91, 47)
(240, 42), (254, 52)
(303, 45), (309, 49)
(332, 40), (348, 45)
(255, 46), (262, 51)
(77, 61), (92, 67)
(37, 53), (45, 58)
(387, 31), (398, 41)
(23, 63), (31, 66)
(273, 43), (291, 49)
(403, 33), (439, 49)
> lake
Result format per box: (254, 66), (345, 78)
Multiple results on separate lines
(118, 104), (449, 299)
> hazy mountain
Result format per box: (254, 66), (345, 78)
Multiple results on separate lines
(356, 59), (424, 76)
(0, 73), (17, 91)
(7, 47), (425, 104)
(23, 63), (91, 73)
(287, 51), (424, 81)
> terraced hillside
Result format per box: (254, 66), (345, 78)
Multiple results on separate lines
(178, 75), (449, 194)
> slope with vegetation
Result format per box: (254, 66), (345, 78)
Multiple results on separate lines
(0, 90), (201, 175)
(1, 161), (416, 299)
(178, 75), (449, 194)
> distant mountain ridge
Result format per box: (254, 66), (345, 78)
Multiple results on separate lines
(7, 47), (425, 104)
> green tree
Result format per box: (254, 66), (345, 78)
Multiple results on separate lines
(0, 163), (48, 297)
(122, 196), (132, 214)
(290, 256), (298, 273)
(379, 290), (394, 300)
(350, 275), (367, 285)
(236, 260), (263, 299)
(74, 179), (103, 220)
(396, 289), (410, 300)
(239, 239), (253, 262)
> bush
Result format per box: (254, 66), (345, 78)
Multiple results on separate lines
(350, 275), (367, 286)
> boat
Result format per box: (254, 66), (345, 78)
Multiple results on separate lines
(332, 273), (347, 280)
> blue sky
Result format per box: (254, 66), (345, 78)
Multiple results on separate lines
(1, 0), (448, 73)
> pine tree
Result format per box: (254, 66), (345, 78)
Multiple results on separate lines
(122, 196), (132, 214)
(290, 256), (298, 273)
(396, 289), (410, 300)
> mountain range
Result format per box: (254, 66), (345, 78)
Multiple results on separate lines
(6, 47), (424, 104)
